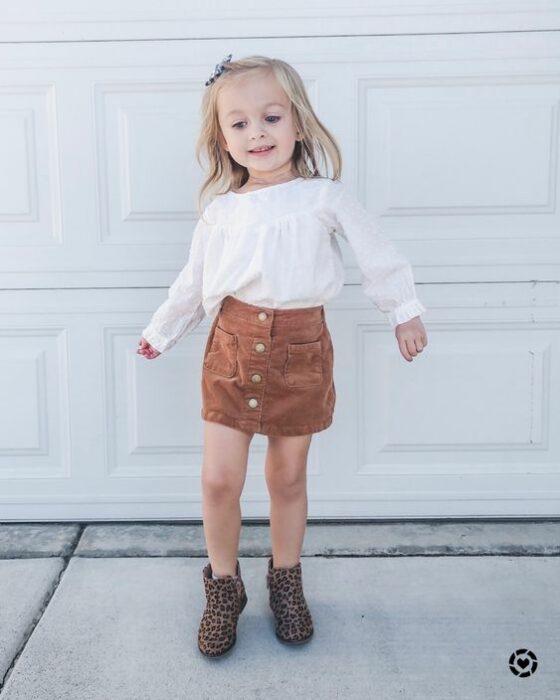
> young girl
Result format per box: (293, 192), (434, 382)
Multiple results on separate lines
(137, 54), (428, 658)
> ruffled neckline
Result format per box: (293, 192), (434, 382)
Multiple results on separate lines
(229, 177), (304, 196)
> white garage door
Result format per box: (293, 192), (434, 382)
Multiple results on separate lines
(1, 2), (559, 520)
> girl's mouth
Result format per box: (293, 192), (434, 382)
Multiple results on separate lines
(249, 146), (275, 156)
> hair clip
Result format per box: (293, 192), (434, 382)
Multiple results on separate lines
(205, 53), (232, 87)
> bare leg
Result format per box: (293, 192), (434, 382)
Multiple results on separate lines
(201, 420), (253, 577)
(264, 434), (313, 568)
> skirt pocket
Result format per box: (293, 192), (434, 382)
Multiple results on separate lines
(283, 339), (323, 387)
(203, 325), (238, 378)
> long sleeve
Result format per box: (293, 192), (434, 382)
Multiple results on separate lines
(141, 216), (209, 353)
(327, 180), (426, 328)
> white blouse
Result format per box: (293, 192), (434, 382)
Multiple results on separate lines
(142, 176), (427, 353)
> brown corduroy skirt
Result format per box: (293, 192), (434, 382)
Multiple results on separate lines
(200, 295), (336, 437)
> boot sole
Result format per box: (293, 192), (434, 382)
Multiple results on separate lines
(198, 635), (237, 658)
(275, 628), (314, 645)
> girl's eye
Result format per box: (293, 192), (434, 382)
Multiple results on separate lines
(232, 116), (280, 128)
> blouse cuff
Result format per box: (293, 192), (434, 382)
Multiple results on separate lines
(141, 327), (175, 354)
(386, 298), (427, 329)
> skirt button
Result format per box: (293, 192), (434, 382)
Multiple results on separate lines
(258, 311), (268, 321)
(248, 398), (259, 408)
(251, 374), (262, 383)
(255, 342), (266, 352)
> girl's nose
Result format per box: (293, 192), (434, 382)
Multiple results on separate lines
(250, 126), (267, 138)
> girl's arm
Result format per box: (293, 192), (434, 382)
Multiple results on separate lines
(141, 217), (208, 354)
(327, 180), (426, 328)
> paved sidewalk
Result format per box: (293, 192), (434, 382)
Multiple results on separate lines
(0, 521), (559, 699)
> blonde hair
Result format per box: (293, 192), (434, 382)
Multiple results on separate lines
(194, 55), (342, 219)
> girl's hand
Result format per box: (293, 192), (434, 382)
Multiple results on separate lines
(395, 316), (427, 362)
(137, 337), (161, 360)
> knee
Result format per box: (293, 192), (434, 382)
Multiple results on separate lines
(202, 468), (241, 501)
(268, 465), (306, 499)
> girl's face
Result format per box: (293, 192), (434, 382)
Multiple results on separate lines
(217, 71), (300, 181)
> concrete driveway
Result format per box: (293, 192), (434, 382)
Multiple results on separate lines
(0, 521), (558, 699)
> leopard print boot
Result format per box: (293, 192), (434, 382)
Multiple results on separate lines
(197, 559), (248, 657)
(266, 556), (314, 644)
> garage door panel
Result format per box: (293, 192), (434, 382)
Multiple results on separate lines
(105, 325), (207, 478)
(0, 328), (69, 479)
(94, 82), (202, 246)
(364, 328), (548, 451)
(0, 85), (61, 247)
(365, 84), (553, 211)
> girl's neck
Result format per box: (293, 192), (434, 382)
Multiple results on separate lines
(236, 171), (300, 193)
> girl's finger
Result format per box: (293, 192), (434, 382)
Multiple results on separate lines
(405, 338), (417, 358)
(399, 337), (412, 361)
